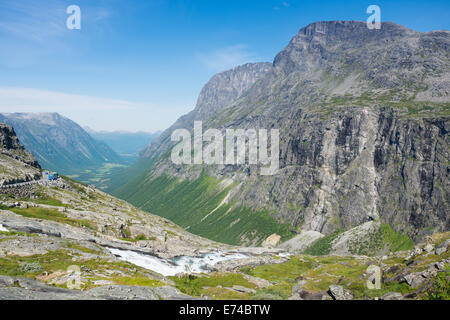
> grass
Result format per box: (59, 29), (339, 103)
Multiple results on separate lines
(0, 246), (167, 290)
(240, 256), (319, 299)
(381, 224), (415, 252)
(170, 273), (257, 298)
(0, 250), (87, 277)
(303, 231), (342, 256)
(116, 172), (294, 246)
(0, 205), (95, 230)
(109, 275), (165, 287)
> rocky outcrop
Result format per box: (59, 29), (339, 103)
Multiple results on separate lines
(0, 275), (193, 300)
(0, 124), (41, 186)
(261, 234), (281, 248)
(279, 230), (324, 254)
(327, 285), (354, 300)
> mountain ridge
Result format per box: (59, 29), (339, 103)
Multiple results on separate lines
(0, 112), (123, 174)
(116, 20), (449, 247)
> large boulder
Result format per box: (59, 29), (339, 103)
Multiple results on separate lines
(262, 234), (281, 248)
(327, 285), (354, 300)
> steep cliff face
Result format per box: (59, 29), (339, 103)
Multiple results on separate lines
(0, 124), (41, 185)
(117, 21), (449, 246)
(140, 62), (273, 160)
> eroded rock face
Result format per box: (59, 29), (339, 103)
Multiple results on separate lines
(0, 124), (40, 169)
(119, 21), (449, 245)
(262, 234), (281, 248)
(0, 124), (41, 186)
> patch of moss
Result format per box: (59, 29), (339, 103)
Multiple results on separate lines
(303, 231), (342, 256)
(0, 205), (95, 230)
(170, 273), (257, 298)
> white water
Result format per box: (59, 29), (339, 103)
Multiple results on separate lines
(0, 224), (8, 232)
(106, 247), (248, 277)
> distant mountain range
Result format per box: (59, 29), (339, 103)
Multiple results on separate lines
(0, 113), (123, 174)
(84, 127), (160, 161)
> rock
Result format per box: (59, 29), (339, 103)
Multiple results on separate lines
(291, 280), (307, 296)
(242, 274), (271, 288)
(328, 285), (354, 300)
(230, 285), (256, 294)
(386, 265), (401, 275)
(403, 273), (425, 288)
(261, 234), (281, 248)
(423, 244), (434, 253)
(279, 230), (324, 254)
(435, 240), (449, 255)
(381, 292), (404, 300)
(86, 285), (197, 300)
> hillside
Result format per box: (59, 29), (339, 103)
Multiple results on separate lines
(0, 107), (449, 301)
(114, 21), (450, 248)
(0, 113), (123, 174)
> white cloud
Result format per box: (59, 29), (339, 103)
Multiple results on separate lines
(0, 87), (186, 132)
(198, 45), (256, 73)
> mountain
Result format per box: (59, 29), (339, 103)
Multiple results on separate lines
(0, 126), (449, 301)
(85, 127), (160, 161)
(0, 113), (123, 174)
(0, 124), (41, 185)
(115, 21), (450, 248)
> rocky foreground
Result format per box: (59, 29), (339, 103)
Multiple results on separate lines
(0, 177), (448, 300)
(0, 122), (448, 300)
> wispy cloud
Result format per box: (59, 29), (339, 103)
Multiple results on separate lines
(198, 45), (256, 73)
(0, 87), (183, 132)
(0, 0), (115, 68)
(0, 0), (67, 43)
(0, 86), (138, 111)
(274, 1), (291, 11)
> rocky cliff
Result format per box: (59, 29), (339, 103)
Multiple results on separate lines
(116, 21), (449, 247)
(0, 124), (41, 185)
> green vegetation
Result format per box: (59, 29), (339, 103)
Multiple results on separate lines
(0, 250), (88, 277)
(424, 267), (450, 300)
(381, 224), (415, 252)
(0, 205), (95, 230)
(67, 163), (129, 190)
(304, 231), (342, 256)
(108, 275), (165, 288)
(347, 224), (414, 256)
(241, 256), (318, 299)
(116, 172), (293, 245)
(170, 273), (257, 298)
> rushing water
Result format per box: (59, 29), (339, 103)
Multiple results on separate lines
(0, 224), (8, 232)
(106, 247), (248, 276)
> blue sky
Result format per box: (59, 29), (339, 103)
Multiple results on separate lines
(0, 0), (449, 132)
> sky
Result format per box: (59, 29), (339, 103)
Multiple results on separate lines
(0, 0), (449, 132)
